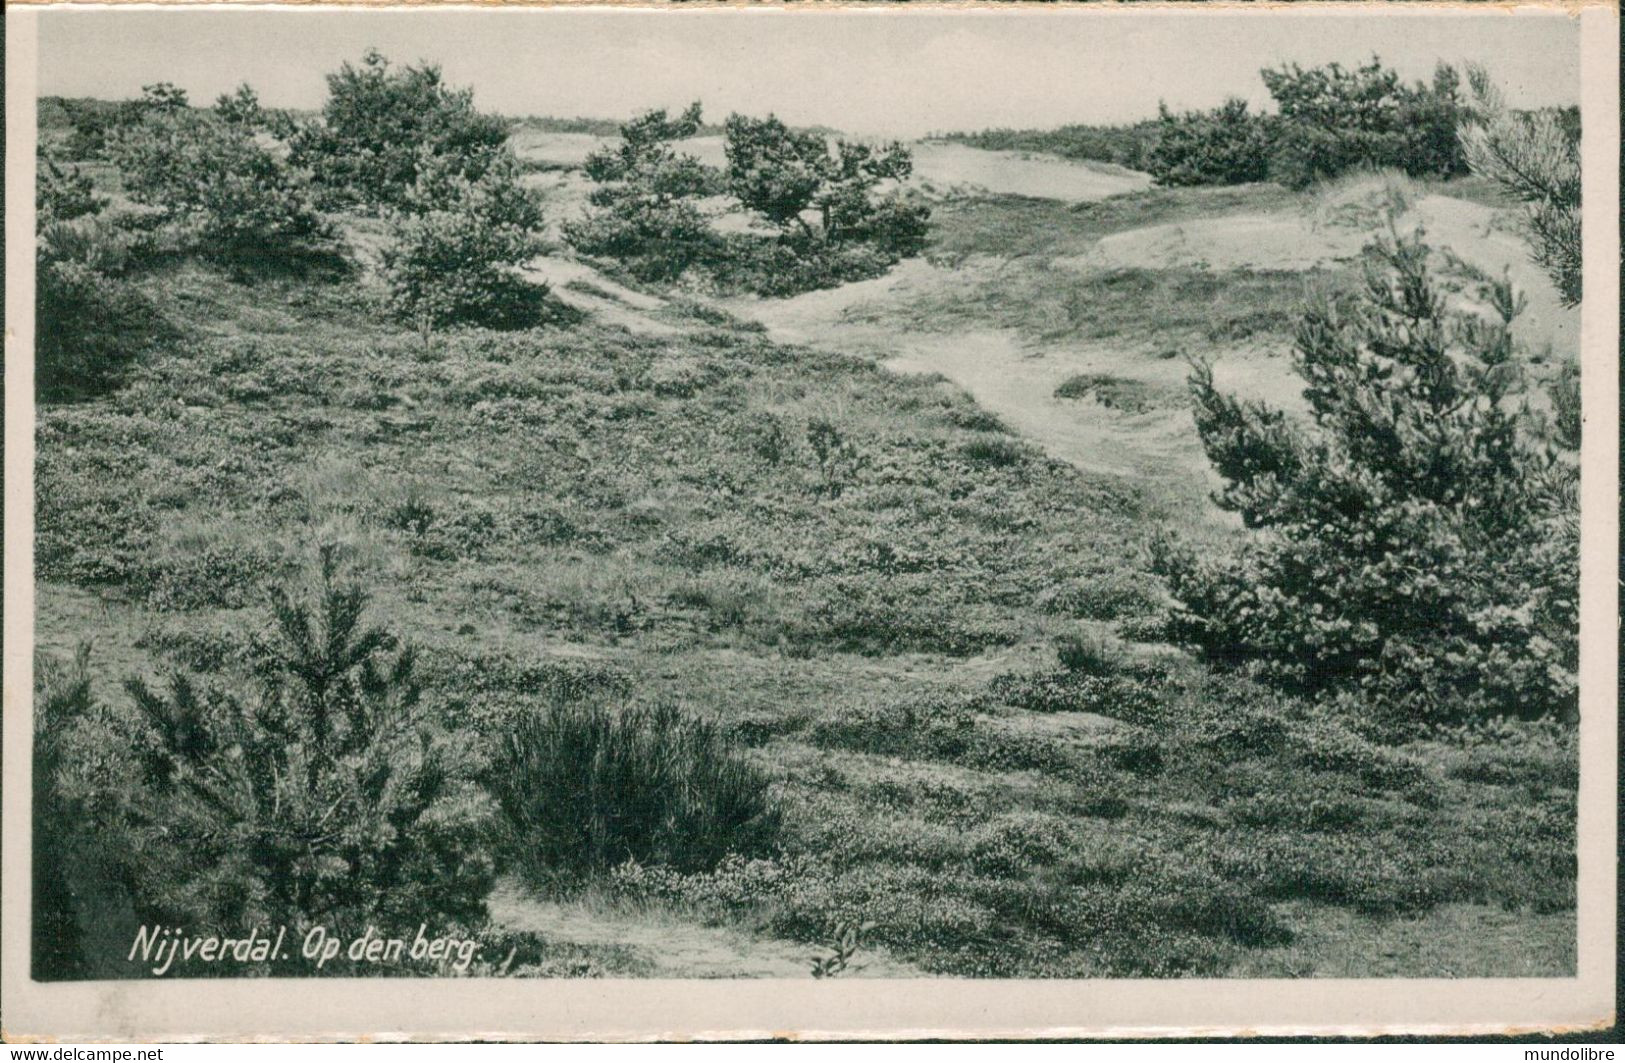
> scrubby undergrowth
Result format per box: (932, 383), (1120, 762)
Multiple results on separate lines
(34, 238), (1575, 977)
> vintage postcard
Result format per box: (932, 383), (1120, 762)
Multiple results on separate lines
(3, 2), (1617, 1041)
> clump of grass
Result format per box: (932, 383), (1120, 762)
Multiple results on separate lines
(1053, 373), (1175, 414)
(490, 699), (782, 883)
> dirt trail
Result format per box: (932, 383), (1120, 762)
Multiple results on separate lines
(721, 188), (1576, 496)
(524, 256), (679, 337)
(487, 880), (925, 978)
(723, 259), (1223, 486)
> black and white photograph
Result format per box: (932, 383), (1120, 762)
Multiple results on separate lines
(3, 2), (1616, 1041)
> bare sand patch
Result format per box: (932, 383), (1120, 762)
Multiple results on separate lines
(1079, 213), (1367, 273)
(488, 879), (925, 978)
(1064, 187), (1575, 358)
(910, 142), (1152, 203)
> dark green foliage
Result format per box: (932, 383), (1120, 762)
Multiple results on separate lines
(1461, 66), (1582, 306)
(1145, 59), (1471, 190)
(380, 152), (553, 333)
(39, 95), (145, 158)
(1155, 233), (1578, 723)
(700, 231), (906, 298)
(1261, 60), (1469, 189)
(43, 556), (499, 974)
(35, 219), (171, 402)
(291, 49), (511, 212)
(32, 647), (124, 980)
(490, 698), (781, 882)
(213, 83), (266, 129)
(942, 121), (1161, 170)
(36, 153), (107, 223)
(104, 93), (339, 268)
(722, 113), (930, 287)
(1146, 98), (1272, 187)
(564, 103), (719, 283)
(571, 106), (930, 296)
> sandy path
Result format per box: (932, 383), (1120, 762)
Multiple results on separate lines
(524, 256), (680, 337)
(723, 260), (1227, 489)
(721, 190), (1575, 500)
(488, 879), (925, 978)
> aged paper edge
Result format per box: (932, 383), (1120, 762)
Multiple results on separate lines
(1, 1), (1617, 1041)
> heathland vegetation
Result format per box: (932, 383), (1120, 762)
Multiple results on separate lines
(33, 51), (1580, 979)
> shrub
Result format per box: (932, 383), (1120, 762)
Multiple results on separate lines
(380, 152), (551, 334)
(1145, 98), (1272, 187)
(32, 646), (137, 980)
(45, 553), (499, 974)
(701, 231), (902, 297)
(36, 152), (107, 223)
(724, 113), (930, 265)
(42, 94), (147, 159)
(1146, 59), (1472, 191)
(1261, 59), (1469, 189)
(943, 121), (1161, 170)
(291, 49), (511, 211)
(104, 93), (338, 268)
(563, 103), (719, 283)
(35, 219), (170, 402)
(490, 698), (781, 882)
(213, 83), (266, 129)
(1460, 66), (1581, 307)
(1154, 232), (1578, 723)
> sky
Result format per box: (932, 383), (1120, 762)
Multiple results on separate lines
(34, 7), (1581, 138)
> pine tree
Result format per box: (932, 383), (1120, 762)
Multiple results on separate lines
(64, 550), (499, 970)
(1155, 231), (1577, 723)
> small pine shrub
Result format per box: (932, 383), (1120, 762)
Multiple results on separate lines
(564, 103), (719, 283)
(1155, 232), (1578, 723)
(35, 219), (171, 402)
(290, 49), (512, 212)
(44, 552), (500, 974)
(1460, 65), (1581, 307)
(490, 699), (781, 882)
(1261, 60), (1469, 189)
(1146, 59), (1471, 191)
(32, 646), (135, 980)
(36, 153), (107, 224)
(1146, 98), (1272, 187)
(380, 152), (552, 334)
(104, 93), (340, 269)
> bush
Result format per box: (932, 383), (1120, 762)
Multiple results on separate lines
(724, 113), (930, 263)
(32, 647), (137, 980)
(41, 94), (147, 159)
(380, 152), (551, 333)
(1146, 59), (1471, 190)
(1460, 65), (1581, 307)
(564, 103), (719, 283)
(43, 553), (500, 974)
(104, 92), (338, 268)
(490, 698), (781, 883)
(1145, 98), (1272, 187)
(569, 106), (930, 296)
(1261, 59), (1469, 189)
(701, 231), (903, 298)
(291, 49), (511, 211)
(35, 219), (170, 402)
(1154, 232), (1578, 723)
(943, 121), (1161, 170)
(36, 152), (107, 223)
